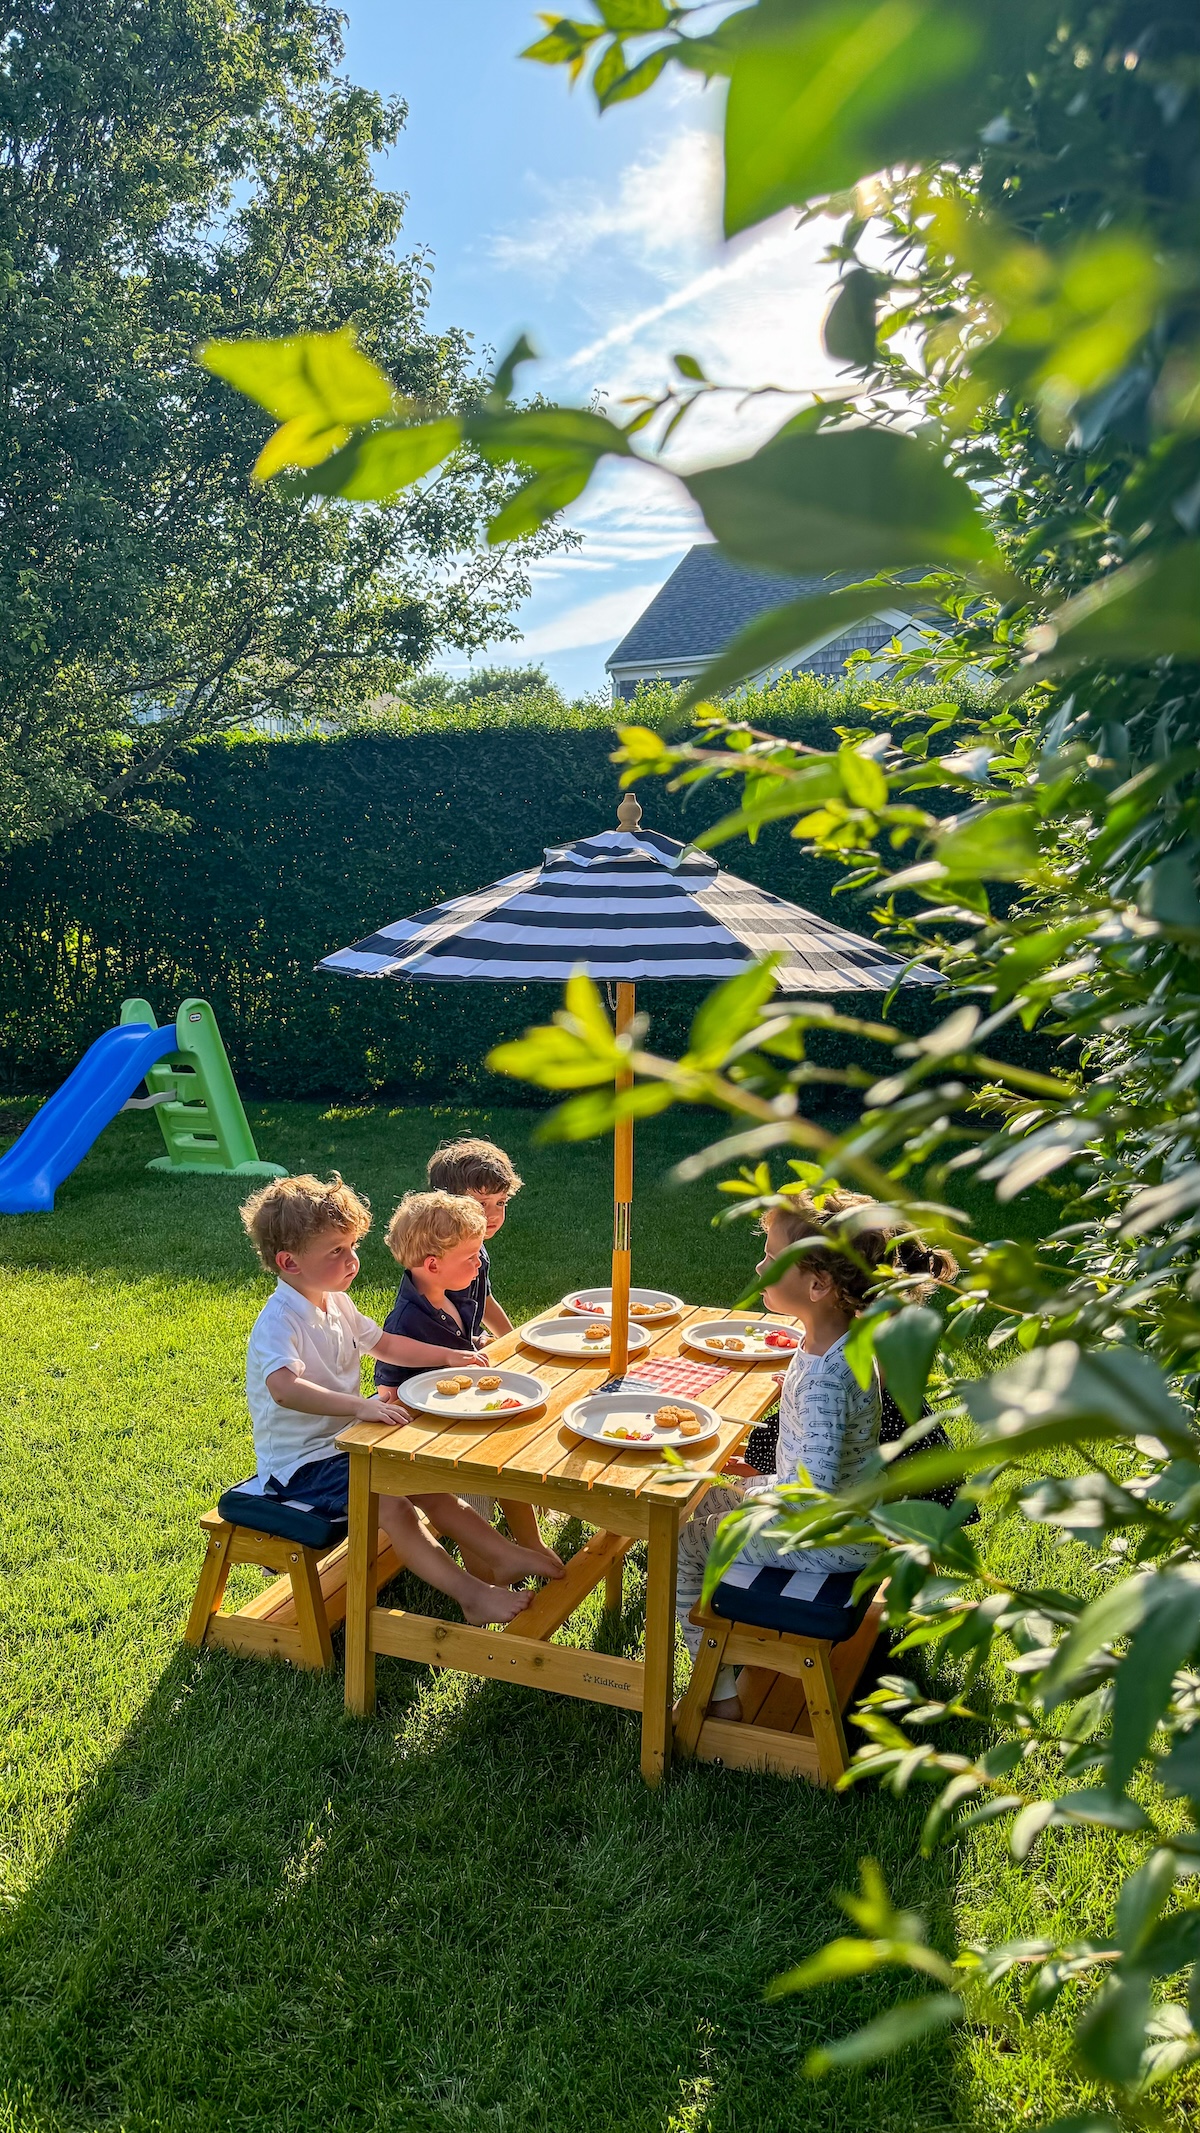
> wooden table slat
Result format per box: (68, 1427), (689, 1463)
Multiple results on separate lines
(340, 1304), (794, 1508)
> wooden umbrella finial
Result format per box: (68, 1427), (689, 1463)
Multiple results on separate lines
(617, 790), (642, 831)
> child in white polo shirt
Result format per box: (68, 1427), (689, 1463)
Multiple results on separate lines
(240, 1171), (561, 1626)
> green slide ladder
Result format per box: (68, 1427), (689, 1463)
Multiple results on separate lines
(119, 998), (285, 1179)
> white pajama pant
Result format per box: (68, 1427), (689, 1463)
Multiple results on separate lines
(675, 1485), (875, 1704)
(461, 1494), (496, 1524)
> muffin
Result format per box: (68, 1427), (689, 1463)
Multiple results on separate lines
(652, 1404), (691, 1430)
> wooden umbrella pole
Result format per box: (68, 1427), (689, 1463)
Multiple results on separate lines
(610, 980), (636, 1378)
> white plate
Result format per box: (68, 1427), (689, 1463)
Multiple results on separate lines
(560, 1389), (721, 1452)
(520, 1316), (652, 1360)
(559, 1285), (684, 1322)
(399, 1364), (548, 1421)
(682, 1319), (803, 1362)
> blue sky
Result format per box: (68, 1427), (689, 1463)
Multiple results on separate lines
(342, 2), (842, 696)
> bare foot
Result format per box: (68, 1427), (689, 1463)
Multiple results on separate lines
(709, 1694), (743, 1722)
(491, 1536), (567, 1583)
(460, 1582), (533, 1627)
(523, 1538), (566, 1580)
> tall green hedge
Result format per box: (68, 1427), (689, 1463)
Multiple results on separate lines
(0, 683), (964, 1100)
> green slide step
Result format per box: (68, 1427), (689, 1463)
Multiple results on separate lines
(119, 998), (285, 1179)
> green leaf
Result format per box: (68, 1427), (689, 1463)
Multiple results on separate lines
(990, 922), (1096, 1006)
(679, 584), (914, 708)
(673, 352), (707, 382)
(685, 425), (993, 577)
(487, 334), (538, 409)
(838, 743), (889, 812)
(770, 1936), (887, 1992)
(844, 1309), (881, 1391)
(200, 326), (396, 479)
(691, 760), (845, 848)
(1138, 854), (1200, 929)
(521, 17), (605, 65)
(875, 1307), (942, 1425)
(722, 3), (985, 236)
(1137, 1908), (1200, 1979)
(468, 404), (631, 467)
(1037, 1573), (1157, 1710)
(591, 36), (627, 101)
(805, 1993), (964, 2075)
(700, 1499), (779, 1603)
(1029, 544), (1200, 669)
(1011, 1800), (1056, 1862)
(1123, 1167), (1200, 1237)
(199, 326), (394, 426)
(961, 1342), (1196, 1464)
(562, 970), (619, 1055)
(486, 457), (596, 542)
(1109, 1572), (1200, 1795)
(934, 804), (1040, 882)
(597, 41), (672, 105)
(686, 959), (780, 1069)
(1076, 1972), (1154, 2087)
(289, 418), (461, 499)
(823, 268), (881, 369)
(1116, 1851), (1178, 1958)
(1156, 1728), (1200, 1798)
(595, 0), (669, 28)
(535, 1082), (677, 1142)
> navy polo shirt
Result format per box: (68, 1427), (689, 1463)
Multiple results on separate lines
(374, 1246), (491, 1389)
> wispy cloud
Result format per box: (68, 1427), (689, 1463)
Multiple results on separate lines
(491, 127), (723, 288)
(477, 111), (845, 687)
(493, 121), (841, 462)
(518, 581), (666, 656)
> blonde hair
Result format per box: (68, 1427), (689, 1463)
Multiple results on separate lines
(386, 1189), (486, 1269)
(240, 1172), (371, 1271)
(764, 1189), (958, 1313)
(426, 1137), (523, 1198)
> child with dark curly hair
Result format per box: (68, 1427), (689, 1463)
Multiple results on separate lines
(675, 1190), (956, 1721)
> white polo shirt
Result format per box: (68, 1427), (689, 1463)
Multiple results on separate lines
(246, 1280), (383, 1487)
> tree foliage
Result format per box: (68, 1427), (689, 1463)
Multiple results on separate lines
(208, 0), (1200, 2109)
(0, 0), (556, 847)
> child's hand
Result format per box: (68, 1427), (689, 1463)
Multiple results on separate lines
(376, 1384), (401, 1405)
(722, 1455), (759, 1482)
(356, 1394), (403, 1425)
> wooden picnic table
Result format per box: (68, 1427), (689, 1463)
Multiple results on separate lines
(337, 1303), (796, 1785)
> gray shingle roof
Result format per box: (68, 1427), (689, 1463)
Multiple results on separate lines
(607, 545), (825, 668)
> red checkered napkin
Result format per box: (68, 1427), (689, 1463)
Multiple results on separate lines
(623, 1355), (732, 1397)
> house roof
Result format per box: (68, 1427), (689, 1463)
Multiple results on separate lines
(606, 545), (822, 671)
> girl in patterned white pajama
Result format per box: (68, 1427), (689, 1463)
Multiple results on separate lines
(675, 1191), (955, 1720)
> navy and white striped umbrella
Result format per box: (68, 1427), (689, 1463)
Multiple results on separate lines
(318, 811), (935, 994)
(319, 795), (933, 1371)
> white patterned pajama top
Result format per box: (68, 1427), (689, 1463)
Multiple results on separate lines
(675, 1333), (882, 1700)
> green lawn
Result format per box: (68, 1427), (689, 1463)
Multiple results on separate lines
(0, 1098), (1192, 2132)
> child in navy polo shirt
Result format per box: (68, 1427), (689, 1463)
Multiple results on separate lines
(239, 1172), (557, 1626)
(376, 1185), (562, 1579)
(425, 1135), (522, 1341)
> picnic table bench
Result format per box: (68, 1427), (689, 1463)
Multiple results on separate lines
(338, 1303), (790, 1784)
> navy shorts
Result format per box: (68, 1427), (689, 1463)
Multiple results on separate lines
(274, 1453), (350, 1520)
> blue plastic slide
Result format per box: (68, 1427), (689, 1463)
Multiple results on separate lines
(0, 1022), (180, 1214)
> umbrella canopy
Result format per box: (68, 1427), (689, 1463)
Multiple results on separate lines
(318, 813), (937, 993)
(319, 795), (935, 1371)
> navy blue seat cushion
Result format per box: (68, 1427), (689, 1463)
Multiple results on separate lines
(710, 1565), (875, 1643)
(216, 1477), (344, 1551)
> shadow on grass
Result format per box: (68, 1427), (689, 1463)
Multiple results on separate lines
(0, 1600), (967, 2133)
